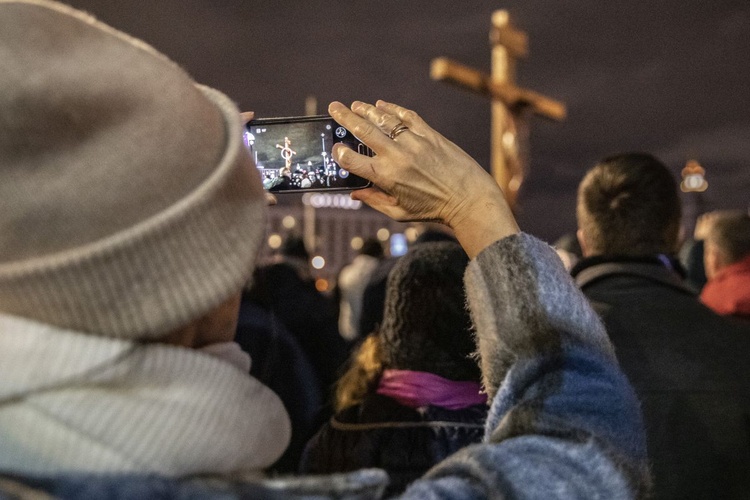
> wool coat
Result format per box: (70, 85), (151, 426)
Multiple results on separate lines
(574, 256), (750, 500)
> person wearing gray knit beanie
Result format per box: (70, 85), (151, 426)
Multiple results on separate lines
(0, 2), (649, 498)
(0, 0), (290, 477)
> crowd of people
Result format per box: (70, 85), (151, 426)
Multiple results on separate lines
(1, 1), (748, 499)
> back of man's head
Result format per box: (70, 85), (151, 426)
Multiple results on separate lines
(577, 153), (681, 257)
(705, 210), (750, 273)
(360, 238), (384, 259)
(281, 235), (310, 261)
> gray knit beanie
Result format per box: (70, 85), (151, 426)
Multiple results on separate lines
(379, 241), (480, 381)
(0, 0), (267, 339)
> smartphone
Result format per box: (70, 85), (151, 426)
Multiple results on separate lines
(245, 115), (372, 192)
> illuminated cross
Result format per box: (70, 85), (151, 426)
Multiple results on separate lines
(276, 136), (296, 170)
(431, 10), (566, 209)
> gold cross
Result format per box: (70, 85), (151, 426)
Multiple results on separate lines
(431, 10), (566, 209)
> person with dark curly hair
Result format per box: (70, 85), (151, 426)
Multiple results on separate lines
(301, 241), (487, 495)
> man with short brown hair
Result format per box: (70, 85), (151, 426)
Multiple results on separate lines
(573, 153), (750, 500)
(576, 153), (682, 257)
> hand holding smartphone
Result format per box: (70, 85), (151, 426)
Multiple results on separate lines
(245, 115), (372, 193)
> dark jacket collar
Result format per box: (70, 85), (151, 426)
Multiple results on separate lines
(571, 254), (696, 295)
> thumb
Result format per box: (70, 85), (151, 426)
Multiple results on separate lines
(333, 144), (385, 188)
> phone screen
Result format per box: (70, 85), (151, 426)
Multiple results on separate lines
(245, 116), (372, 192)
(390, 233), (408, 257)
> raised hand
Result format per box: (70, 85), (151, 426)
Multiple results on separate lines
(329, 100), (518, 257)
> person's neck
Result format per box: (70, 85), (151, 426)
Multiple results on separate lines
(712, 253), (750, 280)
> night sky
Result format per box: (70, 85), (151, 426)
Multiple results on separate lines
(66, 0), (750, 242)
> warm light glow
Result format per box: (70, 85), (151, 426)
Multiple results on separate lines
(405, 227), (419, 242)
(282, 215), (297, 229)
(681, 174), (708, 192)
(377, 228), (390, 241)
(311, 256), (326, 269)
(268, 233), (282, 249)
(301, 193), (362, 210)
(351, 236), (364, 250)
(492, 9), (510, 27)
(680, 160), (708, 193)
(315, 278), (329, 292)
(508, 176), (522, 193)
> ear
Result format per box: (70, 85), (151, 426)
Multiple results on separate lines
(703, 242), (723, 280)
(577, 228), (591, 257)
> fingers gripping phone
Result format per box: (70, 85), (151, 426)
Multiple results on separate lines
(245, 115), (372, 192)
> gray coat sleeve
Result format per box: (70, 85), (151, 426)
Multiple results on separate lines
(399, 233), (649, 499)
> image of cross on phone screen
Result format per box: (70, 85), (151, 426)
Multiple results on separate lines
(245, 115), (372, 193)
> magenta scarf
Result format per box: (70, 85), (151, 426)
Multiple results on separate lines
(376, 369), (487, 410)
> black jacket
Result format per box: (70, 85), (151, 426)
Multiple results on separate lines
(300, 393), (487, 496)
(573, 256), (750, 500)
(247, 261), (349, 393)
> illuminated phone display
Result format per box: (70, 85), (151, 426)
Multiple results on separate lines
(246, 116), (372, 192)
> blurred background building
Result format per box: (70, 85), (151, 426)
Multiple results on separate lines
(260, 194), (412, 291)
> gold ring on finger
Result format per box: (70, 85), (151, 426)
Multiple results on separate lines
(388, 123), (410, 140)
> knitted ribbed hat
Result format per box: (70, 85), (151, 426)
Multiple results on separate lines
(0, 0), (267, 339)
(379, 241), (480, 381)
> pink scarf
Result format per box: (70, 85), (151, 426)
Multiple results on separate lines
(376, 369), (487, 410)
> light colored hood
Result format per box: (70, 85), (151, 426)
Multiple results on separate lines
(0, 313), (290, 476)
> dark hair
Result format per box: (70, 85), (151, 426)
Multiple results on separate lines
(360, 238), (384, 258)
(379, 241), (478, 381)
(281, 234), (309, 261)
(706, 210), (750, 264)
(577, 153), (681, 256)
(335, 241), (478, 411)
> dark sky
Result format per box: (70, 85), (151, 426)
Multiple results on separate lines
(67, 0), (750, 242)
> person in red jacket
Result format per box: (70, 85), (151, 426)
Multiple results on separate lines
(700, 210), (750, 320)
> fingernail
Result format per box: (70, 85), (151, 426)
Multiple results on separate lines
(329, 101), (345, 114)
(332, 143), (345, 161)
(265, 193), (278, 206)
(352, 100), (364, 110)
